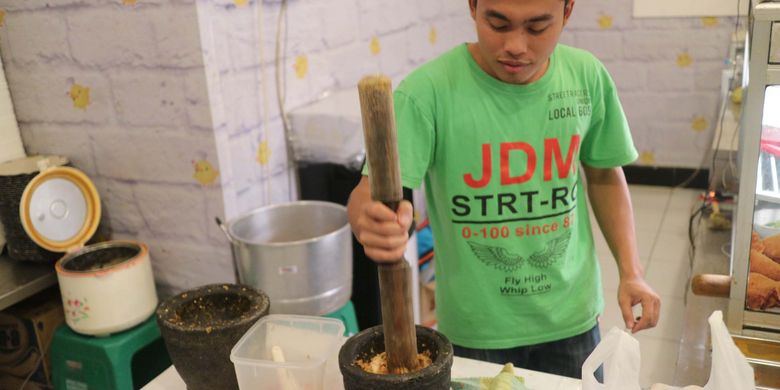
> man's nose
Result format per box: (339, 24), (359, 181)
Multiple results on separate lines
(504, 32), (529, 57)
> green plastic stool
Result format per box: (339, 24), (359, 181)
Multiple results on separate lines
(51, 315), (171, 390)
(324, 301), (359, 336)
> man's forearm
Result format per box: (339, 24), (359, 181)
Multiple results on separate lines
(584, 166), (644, 279)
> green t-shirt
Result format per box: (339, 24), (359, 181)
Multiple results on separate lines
(374, 43), (637, 348)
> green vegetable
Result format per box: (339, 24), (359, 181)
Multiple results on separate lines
(765, 220), (780, 228)
(451, 363), (530, 390)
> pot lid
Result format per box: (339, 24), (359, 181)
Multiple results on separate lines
(19, 161), (101, 253)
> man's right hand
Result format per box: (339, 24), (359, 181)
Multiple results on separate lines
(347, 177), (413, 263)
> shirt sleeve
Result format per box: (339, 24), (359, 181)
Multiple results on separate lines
(579, 61), (639, 168)
(361, 79), (436, 190)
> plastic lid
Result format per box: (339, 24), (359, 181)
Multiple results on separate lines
(19, 165), (101, 253)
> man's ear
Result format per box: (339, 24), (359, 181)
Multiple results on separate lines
(468, 0), (477, 20)
(562, 0), (575, 26)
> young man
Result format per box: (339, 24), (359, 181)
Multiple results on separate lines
(347, 0), (660, 379)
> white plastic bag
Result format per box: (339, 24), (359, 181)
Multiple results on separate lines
(679, 311), (754, 390)
(582, 311), (755, 390)
(581, 327), (642, 390)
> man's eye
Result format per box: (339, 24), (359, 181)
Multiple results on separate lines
(490, 23), (508, 31)
(528, 27), (549, 35)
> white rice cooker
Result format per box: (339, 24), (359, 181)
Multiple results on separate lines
(19, 159), (158, 336)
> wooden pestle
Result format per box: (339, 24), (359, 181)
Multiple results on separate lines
(357, 75), (419, 374)
(691, 274), (732, 298)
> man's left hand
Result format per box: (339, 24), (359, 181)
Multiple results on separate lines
(617, 276), (661, 333)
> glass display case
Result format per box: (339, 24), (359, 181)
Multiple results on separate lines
(729, 0), (780, 339)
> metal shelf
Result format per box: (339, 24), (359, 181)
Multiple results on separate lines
(757, 191), (780, 203)
(768, 66), (780, 85)
(0, 253), (57, 311)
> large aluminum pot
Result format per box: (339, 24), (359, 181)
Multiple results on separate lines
(222, 201), (352, 316)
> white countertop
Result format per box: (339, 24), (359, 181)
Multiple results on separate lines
(142, 356), (582, 390)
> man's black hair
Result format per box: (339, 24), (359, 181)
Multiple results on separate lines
(472, 0), (572, 7)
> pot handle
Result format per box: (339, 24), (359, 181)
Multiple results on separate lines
(214, 217), (234, 244)
(215, 217), (243, 284)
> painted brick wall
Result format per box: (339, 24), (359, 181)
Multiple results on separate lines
(0, 0), (232, 296)
(194, 0), (474, 219)
(0, 0), (735, 294)
(561, 0), (735, 168)
(0, 0), (473, 295)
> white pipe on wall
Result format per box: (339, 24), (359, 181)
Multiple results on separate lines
(0, 58), (24, 164)
(0, 57), (26, 250)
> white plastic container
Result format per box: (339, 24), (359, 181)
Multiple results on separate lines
(231, 315), (345, 390)
(753, 207), (780, 238)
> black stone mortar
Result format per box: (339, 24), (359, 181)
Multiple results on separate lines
(338, 325), (453, 390)
(156, 284), (269, 390)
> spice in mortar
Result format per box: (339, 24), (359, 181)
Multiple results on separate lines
(356, 351), (433, 374)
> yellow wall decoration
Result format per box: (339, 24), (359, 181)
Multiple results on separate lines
(639, 151), (656, 165)
(0, 10), (6, 27)
(691, 116), (708, 132)
(193, 159), (219, 185)
(429, 27), (438, 45)
(676, 52), (693, 68)
(69, 84), (90, 110)
(701, 17), (719, 27)
(370, 37), (381, 56)
(234, 0), (248, 6)
(122, 0), (137, 5)
(597, 14), (613, 30)
(256, 140), (270, 166)
(293, 55), (308, 80)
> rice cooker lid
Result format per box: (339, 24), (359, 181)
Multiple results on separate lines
(19, 161), (101, 253)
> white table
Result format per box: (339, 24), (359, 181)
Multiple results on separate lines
(142, 356), (582, 390)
